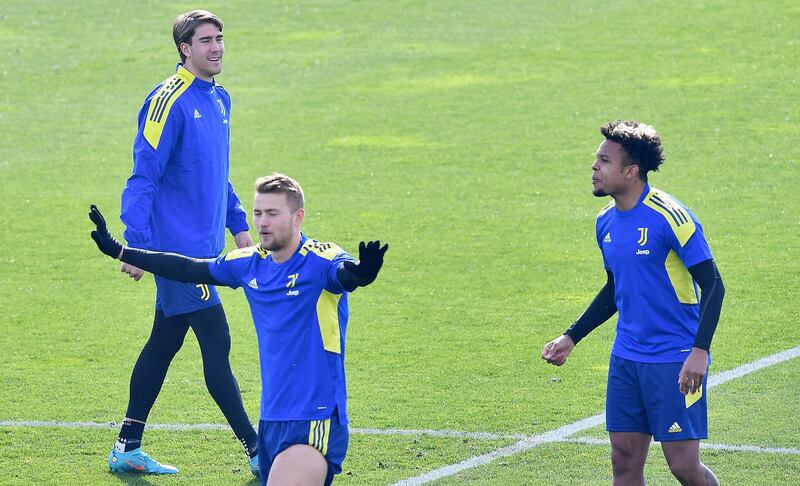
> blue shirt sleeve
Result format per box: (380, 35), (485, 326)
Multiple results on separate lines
(208, 253), (245, 289)
(661, 210), (713, 269)
(676, 220), (713, 268)
(226, 180), (249, 236)
(120, 92), (181, 248)
(325, 251), (355, 294)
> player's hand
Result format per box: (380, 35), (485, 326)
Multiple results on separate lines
(121, 262), (145, 281)
(541, 334), (575, 366)
(89, 205), (124, 259)
(234, 230), (254, 249)
(342, 241), (389, 286)
(678, 347), (708, 395)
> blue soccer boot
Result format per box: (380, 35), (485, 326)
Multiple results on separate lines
(108, 447), (179, 474)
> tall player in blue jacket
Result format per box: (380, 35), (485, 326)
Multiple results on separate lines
(108, 10), (259, 476)
(89, 173), (388, 486)
(542, 121), (724, 486)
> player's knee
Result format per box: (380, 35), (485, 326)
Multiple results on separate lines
(212, 334), (232, 354)
(666, 459), (699, 483)
(144, 333), (185, 357)
(196, 327), (232, 355)
(203, 365), (234, 393)
(611, 445), (644, 476)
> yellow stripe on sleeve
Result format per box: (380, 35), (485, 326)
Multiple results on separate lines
(143, 67), (194, 149)
(224, 246), (269, 261)
(643, 188), (696, 246)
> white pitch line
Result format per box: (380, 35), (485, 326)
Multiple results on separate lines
(0, 420), (525, 441)
(3, 421), (798, 458)
(391, 344), (800, 486)
(2, 346), (799, 485)
(562, 436), (800, 455)
(0, 420), (231, 431)
(391, 415), (607, 486)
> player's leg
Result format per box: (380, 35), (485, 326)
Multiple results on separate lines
(606, 355), (651, 485)
(661, 440), (719, 486)
(260, 411), (349, 486)
(188, 304), (259, 470)
(267, 444), (328, 486)
(645, 362), (717, 485)
(109, 309), (189, 474)
(609, 432), (651, 485)
(124, 310), (190, 424)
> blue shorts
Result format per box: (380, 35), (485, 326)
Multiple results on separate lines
(606, 355), (708, 442)
(154, 275), (220, 318)
(257, 409), (349, 486)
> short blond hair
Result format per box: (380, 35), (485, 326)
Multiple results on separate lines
(255, 173), (305, 211)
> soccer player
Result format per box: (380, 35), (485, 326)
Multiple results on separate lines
(542, 120), (724, 486)
(90, 173), (388, 486)
(108, 10), (259, 475)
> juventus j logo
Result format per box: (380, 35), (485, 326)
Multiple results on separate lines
(286, 273), (299, 288)
(637, 227), (649, 246)
(196, 284), (211, 301)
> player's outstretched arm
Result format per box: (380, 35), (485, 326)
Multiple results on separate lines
(337, 240), (388, 291)
(89, 205), (222, 285)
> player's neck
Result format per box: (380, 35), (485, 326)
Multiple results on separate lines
(271, 235), (302, 264)
(182, 62), (214, 83)
(613, 180), (646, 211)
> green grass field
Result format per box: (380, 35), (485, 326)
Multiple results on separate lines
(1, 0), (799, 484)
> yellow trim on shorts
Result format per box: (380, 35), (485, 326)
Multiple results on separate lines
(308, 418), (331, 456)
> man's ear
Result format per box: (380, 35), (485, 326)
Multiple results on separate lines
(626, 162), (640, 180)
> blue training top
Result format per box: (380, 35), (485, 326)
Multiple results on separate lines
(121, 65), (248, 258)
(209, 235), (355, 424)
(596, 184), (713, 363)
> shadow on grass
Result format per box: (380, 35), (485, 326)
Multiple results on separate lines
(108, 471), (260, 485)
(108, 471), (157, 486)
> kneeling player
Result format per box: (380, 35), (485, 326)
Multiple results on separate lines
(90, 173), (388, 485)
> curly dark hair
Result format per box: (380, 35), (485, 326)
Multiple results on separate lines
(600, 120), (664, 181)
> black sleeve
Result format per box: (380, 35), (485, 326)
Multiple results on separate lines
(120, 248), (222, 286)
(564, 269), (618, 345)
(688, 259), (725, 351)
(336, 263), (358, 292)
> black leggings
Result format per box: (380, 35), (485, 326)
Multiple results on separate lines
(125, 305), (257, 449)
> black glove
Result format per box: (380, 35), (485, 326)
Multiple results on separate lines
(89, 205), (124, 259)
(342, 240), (388, 287)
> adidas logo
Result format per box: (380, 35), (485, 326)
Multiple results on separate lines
(603, 233), (612, 243)
(248, 278), (258, 289)
(194, 109), (202, 119)
(668, 422), (682, 433)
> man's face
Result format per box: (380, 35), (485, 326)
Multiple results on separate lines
(591, 139), (633, 197)
(182, 22), (224, 80)
(252, 192), (302, 251)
